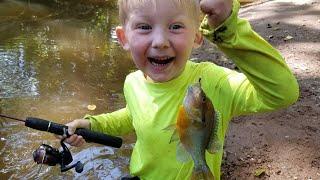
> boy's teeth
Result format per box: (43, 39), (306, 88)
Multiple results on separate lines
(151, 61), (167, 66)
(148, 57), (174, 65)
(156, 57), (169, 60)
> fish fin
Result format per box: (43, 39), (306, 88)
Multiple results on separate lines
(169, 129), (180, 143)
(163, 124), (179, 144)
(207, 140), (222, 154)
(191, 170), (215, 180)
(192, 165), (215, 180)
(163, 124), (176, 131)
(176, 142), (191, 163)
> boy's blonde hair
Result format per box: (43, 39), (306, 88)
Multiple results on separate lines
(118, 0), (201, 27)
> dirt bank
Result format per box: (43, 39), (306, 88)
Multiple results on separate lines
(193, 0), (320, 179)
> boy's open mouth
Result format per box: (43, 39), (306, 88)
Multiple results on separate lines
(148, 57), (175, 66)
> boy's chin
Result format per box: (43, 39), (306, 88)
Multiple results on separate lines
(145, 68), (183, 83)
(146, 74), (173, 83)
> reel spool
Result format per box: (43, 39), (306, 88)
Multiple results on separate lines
(33, 139), (84, 173)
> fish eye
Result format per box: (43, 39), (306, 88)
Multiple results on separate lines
(202, 116), (205, 123)
(202, 95), (206, 102)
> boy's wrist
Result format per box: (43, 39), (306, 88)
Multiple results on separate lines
(78, 119), (91, 129)
(199, 0), (240, 43)
(83, 114), (95, 130)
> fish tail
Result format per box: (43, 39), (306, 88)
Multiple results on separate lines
(191, 165), (215, 180)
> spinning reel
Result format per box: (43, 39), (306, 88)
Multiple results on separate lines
(33, 138), (84, 173)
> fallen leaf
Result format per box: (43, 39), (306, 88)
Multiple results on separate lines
(276, 170), (281, 175)
(284, 35), (293, 41)
(87, 104), (97, 111)
(254, 168), (266, 177)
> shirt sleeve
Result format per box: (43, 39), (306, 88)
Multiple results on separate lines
(86, 106), (134, 136)
(199, 0), (299, 117)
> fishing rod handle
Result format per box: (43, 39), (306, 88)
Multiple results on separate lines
(25, 117), (122, 148)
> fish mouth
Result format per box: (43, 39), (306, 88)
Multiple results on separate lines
(148, 56), (175, 66)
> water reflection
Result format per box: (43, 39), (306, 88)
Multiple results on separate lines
(0, 1), (135, 179)
(0, 42), (39, 98)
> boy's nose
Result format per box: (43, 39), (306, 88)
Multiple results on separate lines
(151, 30), (170, 49)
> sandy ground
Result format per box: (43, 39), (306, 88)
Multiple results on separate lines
(192, 0), (320, 179)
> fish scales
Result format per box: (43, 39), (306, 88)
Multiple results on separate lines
(168, 80), (220, 180)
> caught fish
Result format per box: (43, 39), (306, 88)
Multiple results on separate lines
(166, 79), (220, 180)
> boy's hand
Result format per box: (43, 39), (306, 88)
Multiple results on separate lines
(56, 119), (90, 147)
(200, 0), (233, 28)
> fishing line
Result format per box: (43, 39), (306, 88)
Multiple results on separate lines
(0, 114), (25, 122)
(91, 146), (96, 177)
(37, 151), (45, 176)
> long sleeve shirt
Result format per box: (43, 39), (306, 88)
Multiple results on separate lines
(86, 0), (299, 179)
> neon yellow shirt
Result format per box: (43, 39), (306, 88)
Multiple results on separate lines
(87, 0), (299, 179)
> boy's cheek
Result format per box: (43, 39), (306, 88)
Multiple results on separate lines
(128, 35), (148, 49)
(173, 38), (194, 54)
(129, 38), (147, 54)
(174, 33), (196, 47)
(128, 43), (147, 62)
(128, 42), (146, 55)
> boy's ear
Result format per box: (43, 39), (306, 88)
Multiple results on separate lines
(116, 26), (130, 50)
(193, 31), (203, 49)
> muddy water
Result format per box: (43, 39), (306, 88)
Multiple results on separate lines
(0, 1), (135, 179)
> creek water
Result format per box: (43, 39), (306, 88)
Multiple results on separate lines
(0, 1), (135, 179)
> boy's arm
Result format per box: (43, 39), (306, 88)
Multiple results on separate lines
(200, 0), (299, 116)
(85, 106), (134, 136)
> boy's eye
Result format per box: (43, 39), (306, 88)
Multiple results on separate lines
(169, 24), (184, 30)
(137, 24), (152, 30)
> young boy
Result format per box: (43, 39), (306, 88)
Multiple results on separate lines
(63, 0), (299, 179)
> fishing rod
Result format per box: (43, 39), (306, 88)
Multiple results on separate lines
(0, 114), (123, 173)
(0, 114), (122, 148)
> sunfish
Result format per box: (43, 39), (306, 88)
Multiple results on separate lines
(166, 79), (221, 180)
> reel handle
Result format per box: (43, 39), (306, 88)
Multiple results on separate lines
(25, 117), (122, 148)
(61, 161), (84, 173)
